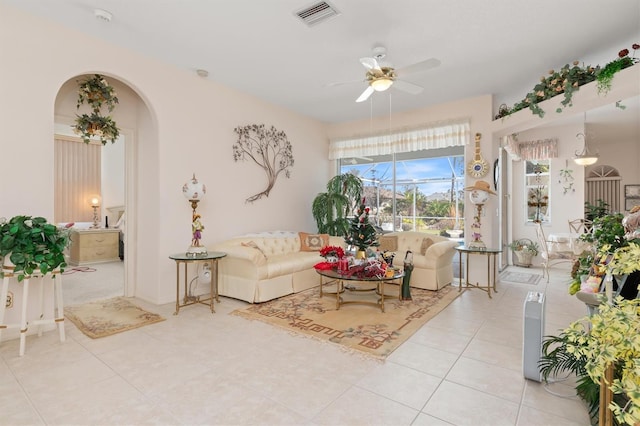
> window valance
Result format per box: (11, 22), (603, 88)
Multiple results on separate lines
(328, 119), (470, 160)
(504, 135), (558, 161)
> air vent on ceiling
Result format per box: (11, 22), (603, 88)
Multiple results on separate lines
(295, 1), (340, 27)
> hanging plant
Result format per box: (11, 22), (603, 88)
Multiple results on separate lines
(73, 113), (120, 144)
(72, 74), (121, 145)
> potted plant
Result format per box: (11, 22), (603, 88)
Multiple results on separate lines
(508, 238), (539, 267)
(319, 245), (344, 263)
(72, 74), (121, 145)
(0, 216), (70, 282)
(312, 173), (363, 236)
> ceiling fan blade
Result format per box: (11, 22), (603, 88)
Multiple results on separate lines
(324, 78), (363, 88)
(356, 86), (375, 103)
(396, 58), (441, 76)
(393, 79), (424, 95)
(359, 57), (381, 72)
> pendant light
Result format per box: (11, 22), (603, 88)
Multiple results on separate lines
(573, 112), (598, 166)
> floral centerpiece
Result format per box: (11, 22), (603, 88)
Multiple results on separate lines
(72, 74), (121, 145)
(319, 245), (344, 261)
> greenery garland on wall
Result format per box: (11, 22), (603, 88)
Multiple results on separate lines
(495, 43), (639, 119)
(72, 74), (121, 145)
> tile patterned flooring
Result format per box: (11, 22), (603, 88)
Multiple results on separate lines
(0, 264), (592, 425)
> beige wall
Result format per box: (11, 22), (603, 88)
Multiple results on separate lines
(0, 4), (329, 304)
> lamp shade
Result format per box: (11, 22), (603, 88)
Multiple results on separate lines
(182, 174), (206, 201)
(573, 155), (598, 166)
(371, 78), (393, 92)
(89, 195), (101, 207)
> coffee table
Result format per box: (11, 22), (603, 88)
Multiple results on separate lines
(315, 268), (405, 312)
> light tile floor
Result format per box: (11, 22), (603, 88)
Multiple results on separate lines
(0, 264), (592, 425)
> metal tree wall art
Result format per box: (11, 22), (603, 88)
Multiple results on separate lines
(233, 124), (294, 203)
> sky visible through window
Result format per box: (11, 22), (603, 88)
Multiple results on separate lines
(341, 156), (464, 198)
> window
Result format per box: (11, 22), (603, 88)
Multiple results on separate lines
(339, 146), (465, 233)
(525, 160), (550, 223)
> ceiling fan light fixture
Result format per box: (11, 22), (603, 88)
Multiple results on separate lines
(371, 77), (393, 92)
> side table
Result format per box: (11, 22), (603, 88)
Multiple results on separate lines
(454, 246), (502, 298)
(169, 252), (226, 314)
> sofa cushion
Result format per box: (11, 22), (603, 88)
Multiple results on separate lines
(378, 235), (398, 252)
(299, 232), (329, 251)
(420, 237), (434, 255)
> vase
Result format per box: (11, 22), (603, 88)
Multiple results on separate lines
(356, 250), (366, 259)
(325, 255), (338, 264)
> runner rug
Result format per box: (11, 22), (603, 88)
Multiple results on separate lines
(231, 284), (462, 359)
(65, 297), (165, 339)
(499, 270), (543, 286)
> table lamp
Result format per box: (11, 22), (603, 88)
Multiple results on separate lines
(182, 173), (207, 256)
(465, 180), (496, 249)
(89, 195), (101, 228)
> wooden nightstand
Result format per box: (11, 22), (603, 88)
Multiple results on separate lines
(68, 228), (120, 265)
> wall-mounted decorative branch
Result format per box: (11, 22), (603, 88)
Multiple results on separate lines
(232, 124), (294, 203)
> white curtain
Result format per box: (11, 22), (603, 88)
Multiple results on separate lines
(54, 136), (101, 223)
(328, 119), (470, 160)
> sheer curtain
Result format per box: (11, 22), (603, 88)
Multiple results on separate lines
(328, 119), (470, 160)
(54, 136), (101, 223)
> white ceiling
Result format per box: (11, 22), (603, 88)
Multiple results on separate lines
(3, 0), (640, 124)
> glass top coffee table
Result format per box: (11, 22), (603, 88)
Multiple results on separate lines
(315, 268), (405, 313)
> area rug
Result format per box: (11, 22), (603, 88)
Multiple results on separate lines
(499, 270), (542, 286)
(64, 297), (165, 339)
(231, 284), (462, 359)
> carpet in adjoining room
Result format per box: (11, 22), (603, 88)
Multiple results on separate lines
(499, 270), (542, 286)
(65, 297), (165, 339)
(231, 284), (462, 359)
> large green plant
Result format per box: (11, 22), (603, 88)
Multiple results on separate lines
(312, 173), (363, 236)
(0, 216), (69, 281)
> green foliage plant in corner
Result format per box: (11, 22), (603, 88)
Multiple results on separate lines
(312, 173), (363, 236)
(0, 216), (70, 282)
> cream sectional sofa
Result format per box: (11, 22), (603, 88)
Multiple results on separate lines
(209, 230), (459, 303)
(209, 231), (343, 303)
(379, 231), (460, 291)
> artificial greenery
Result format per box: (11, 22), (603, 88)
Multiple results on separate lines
(584, 199), (610, 222)
(72, 74), (120, 145)
(495, 43), (639, 119)
(344, 198), (379, 251)
(74, 113), (120, 144)
(508, 239), (539, 256)
(539, 332), (601, 422)
(0, 216), (69, 282)
(563, 298), (640, 424)
(312, 173), (363, 236)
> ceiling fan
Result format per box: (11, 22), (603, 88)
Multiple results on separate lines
(331, 46), (441, 103)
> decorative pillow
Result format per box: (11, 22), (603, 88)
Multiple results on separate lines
(378, 235), (398, 252)
(420, 237), (434, 255)
(299, 232), (329, 251)
(241, 240), (267, 258)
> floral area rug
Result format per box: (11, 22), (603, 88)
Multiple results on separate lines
(64, 297), (165, 339)
(231, 284), (461, 359)
(499, 271), (543, 286)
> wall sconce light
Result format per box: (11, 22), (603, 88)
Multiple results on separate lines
(182, 173), (207, 256)
(89, 195), (101, 228)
